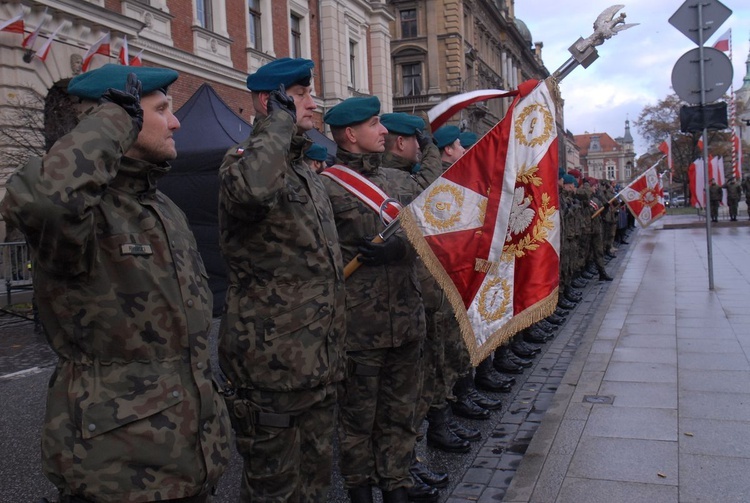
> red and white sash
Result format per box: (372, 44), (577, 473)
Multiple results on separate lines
(321, 164), (402, 223)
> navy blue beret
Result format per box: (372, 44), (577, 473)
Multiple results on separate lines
(67, 64), (178, 100)
(433, 125), (461, 149)
(459, 131), (478, 148)
(323, 96), (381, 127)
(305, 143), (328, 161)
(380, 113), (425, 136)
(246, 58), (314, 92)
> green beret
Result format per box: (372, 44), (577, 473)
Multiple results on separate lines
(246, 57), (314, 91)
(433, 125), (461, 149)
(67, 64), (178, 101)
(380, 113), (424, 136)
(324, 96), (380, 127)
(459, 131), (478, 148)
(305, 143), (328, 161)
(562, 174), (578, 187)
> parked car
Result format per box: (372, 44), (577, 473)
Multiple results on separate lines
(671, 195), (686, 207)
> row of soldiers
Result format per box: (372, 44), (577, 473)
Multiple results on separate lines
(709, 176), (749, 222)
(0, 55), (617, 503)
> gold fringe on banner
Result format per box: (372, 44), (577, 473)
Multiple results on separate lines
(400, 207), (559, 366)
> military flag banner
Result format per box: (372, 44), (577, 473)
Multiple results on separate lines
(21, 8), (46, 49)
(428, 89), (514, 131)
(401, 79), (560, 365)
(618, 164), (666, 228)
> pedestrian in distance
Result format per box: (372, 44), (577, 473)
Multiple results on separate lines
(0, 64), (231, 503)
(217, 57), (346, 502)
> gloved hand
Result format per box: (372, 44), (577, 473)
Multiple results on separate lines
(100, 72), (143, 133)
(267, 84), (297, 123)
(415, 128), (435, 150)
(357, 235), (407, 266)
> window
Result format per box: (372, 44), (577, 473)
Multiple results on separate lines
(607, 165), (616, 180)
(248, 0), (262, 50)
(291, 14), (302, 58)
(349, 40), (357, 87)
(402, 62), (422, 96)
(196, 0), (213, 30)
(400, 9), (417, 38)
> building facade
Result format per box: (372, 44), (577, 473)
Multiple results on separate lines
(387, 0), (549, 134)
(574, 120), (636, 184)
(0, 0), (394, 237)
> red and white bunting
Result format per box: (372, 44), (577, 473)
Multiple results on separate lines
(82, 32), (110, 72)
(0, 13), (24, 34)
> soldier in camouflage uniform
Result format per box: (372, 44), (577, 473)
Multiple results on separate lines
(723, 176), (742, 221)
(742, 175), (750, 220)
(1, 65), (230, 502)
(380, 112), (447, 501)
(321, 97), (428, 503)
(217, 58), (346, 501)
(709, 178), (722, 222)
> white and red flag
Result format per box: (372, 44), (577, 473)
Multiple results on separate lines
(734, 127), (743, 180)
(428, 89), (513, 130)
(35, 24), (61, 62)
(618, 164), (666, 228)
(401, 79), (560, 364)
(0, 13), (24, 34)
(21, 9), (46, 49)
(712, 28), (730, 52)
(129, 48), (144, 67)
(118, 35), (129, 66)
(82, 32), (110, 72)
(658, 134), (672, 182)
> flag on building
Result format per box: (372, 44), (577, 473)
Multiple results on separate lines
(0, 13), (24, 34)
(400, 79), (560, 365)
(118, 35), (129, 66)
(618, 164), (666, 228)
(734, 127), (743, 180)
(129, 48), (144, 67)
(658, 134), (672, 181)
(21, 8), (46, 49)
(82, 32), (110, 72)
(712, 28), (730, 52)
(35, 25), (61, 62)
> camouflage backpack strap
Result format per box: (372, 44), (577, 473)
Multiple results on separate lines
(320, 164), (402, 223)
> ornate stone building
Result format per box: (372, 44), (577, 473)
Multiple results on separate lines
(0, 0), (394, 237)
(387, 0), (549, 134)
(574, 120), (636, 184)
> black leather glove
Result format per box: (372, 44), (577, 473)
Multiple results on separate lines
(267, 84), (297, 123)
(100, 72), (143, 133)
(415, 128), (434, 151)
(357, 235), (407, 266)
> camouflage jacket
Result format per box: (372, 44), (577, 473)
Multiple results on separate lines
(217, 111), (345, 392)
(381, 144), (444, 312)
(709, 183), (723, 202)
(322, 149), (426, 351)
(0, 104), (230, 502)
(724, 180), (742, 201)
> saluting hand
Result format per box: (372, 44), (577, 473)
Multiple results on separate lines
(100, 72), (144, 132)
(267, 84), (297, 123)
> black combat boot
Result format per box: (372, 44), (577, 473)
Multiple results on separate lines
(558, 297), (577, 310)
(554, 307), (569, 317)
(598, 267), (613, 281)
(426, 405), (471, 453)
(536, 319), (557, 332)
(452, 375), (491, 419)
(475, 358), (513, 392)
(581, 269), (595, 279)
(545, 313), (565, 325)
(381, 487), (409, 503)
(506, 350), (533, 368)
(493, 345), (525, 374)
(523, 327), (551, 344)
(571, 277), (587, 289)
(349, 485), (374, 503)
(510, 335), (540, 357)
(447, 416), (482, 441)
(410, 455), (449, 488)
(406, 477), (440, 502)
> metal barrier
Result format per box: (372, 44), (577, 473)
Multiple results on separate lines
(1, 241), (33, 306)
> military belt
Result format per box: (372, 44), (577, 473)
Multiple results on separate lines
(234, 388), (296, 428)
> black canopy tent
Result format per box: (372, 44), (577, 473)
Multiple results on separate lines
(160, 83), (336, 315)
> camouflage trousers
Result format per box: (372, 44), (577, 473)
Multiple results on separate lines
(435, 309), (471, 406)
(225, 383), (337, 501)
(414, 309), (443, 428)
(338, 340), (423, 491)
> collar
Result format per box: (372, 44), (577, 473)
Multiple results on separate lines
(334, 148), (382, 175)
(109, 157), (170, 196)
